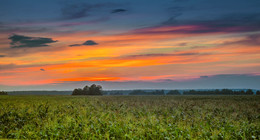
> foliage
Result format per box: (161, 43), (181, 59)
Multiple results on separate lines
(0, 91), (8, 95)
(0, 95), (259, 139)
(72, 84), (102, 95)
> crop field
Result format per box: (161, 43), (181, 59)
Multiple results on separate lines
(0, 95), (259, 139)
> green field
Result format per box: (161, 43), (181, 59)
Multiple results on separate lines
(0, 95), (259, 139)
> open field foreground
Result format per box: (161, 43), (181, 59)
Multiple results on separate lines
(0, 96), (259, 139)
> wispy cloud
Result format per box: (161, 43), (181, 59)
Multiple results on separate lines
(222, 34), (260, 46)
(117, 52), (209, 60)
(60, 2), (118, 20)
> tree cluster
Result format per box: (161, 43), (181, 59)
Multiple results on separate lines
(0, 91), (8, 95)
(72, 84), (103, 95)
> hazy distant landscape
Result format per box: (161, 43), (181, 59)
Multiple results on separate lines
(6, 89), (260, 95)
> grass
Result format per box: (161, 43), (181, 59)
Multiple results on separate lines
(0, 95), (259, 139)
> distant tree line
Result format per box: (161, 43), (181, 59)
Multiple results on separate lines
(182, 89), (255, 95)
(7, 91), (72, 95)
(167, 90), (181, 95)
(0, 91), (8, 95)
(109, 91), (123, 95)
(129, 90), (165, 95)
(126, 89), (260, 96)
(72, 84), (103, 95)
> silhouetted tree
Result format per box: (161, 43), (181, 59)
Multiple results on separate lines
(0, 91), (8, 95)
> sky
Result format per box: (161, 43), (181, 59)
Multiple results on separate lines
(0, 0), (260, 90)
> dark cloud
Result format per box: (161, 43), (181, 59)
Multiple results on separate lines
(200, 76), (208, 78)
(70, 40), (98, 47)
(111, 9), (127, 13)
(0, 55), (5, 57)
(83, 40), (98, 45)
(40, 68), (45, 71)
(8, 34), (57, 48)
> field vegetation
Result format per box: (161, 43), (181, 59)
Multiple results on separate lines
(0, 95), (259, 139)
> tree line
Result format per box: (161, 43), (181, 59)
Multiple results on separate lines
(182, 89), (255, 95)
(126, 89), (260, 95)
(129, 90), (165, 95)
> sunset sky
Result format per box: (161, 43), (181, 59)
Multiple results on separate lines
(0, 0), (260, 90)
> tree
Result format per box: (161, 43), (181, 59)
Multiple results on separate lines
(256, 90), (260, 95)
(0, 91), (8, 95)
